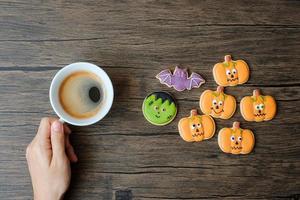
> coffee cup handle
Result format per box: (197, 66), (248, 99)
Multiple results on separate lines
(59, 118), (65, 124)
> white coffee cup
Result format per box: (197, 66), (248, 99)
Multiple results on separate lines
(49, 62), (114, 126)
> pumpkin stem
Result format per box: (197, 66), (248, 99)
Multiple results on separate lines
(253, 89), (260, 97)
(233, 121), (240, 129)
(224, 55), (232, 62)
(217, 86), (224, 93)
(190, 109), (198, 116)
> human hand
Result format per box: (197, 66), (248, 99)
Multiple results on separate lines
(26, 117), (78, 200)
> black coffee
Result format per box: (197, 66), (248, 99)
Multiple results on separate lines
(59, 71), (102, 119)
(89, 86), (101, 103)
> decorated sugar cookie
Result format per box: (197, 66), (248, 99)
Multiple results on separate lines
(199, 86), (236, 119)
(218, 122), (255, 155)
(178, 109), (215, 142)
(240, 89), (276, 122)
(142, 92), (177, 126)
(156, 66), (205, 91)
(213, 55), (250, 86)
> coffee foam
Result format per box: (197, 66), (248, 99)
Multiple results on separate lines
(59, 71), (103, 119)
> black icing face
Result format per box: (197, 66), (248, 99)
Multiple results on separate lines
(230, 129), (243, 154)
(189, 116), (204, 141)
(224, 62), (239, 85)
(210, 93), (225, 116)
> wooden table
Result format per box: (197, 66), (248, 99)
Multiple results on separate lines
(1, 1), (299, 199)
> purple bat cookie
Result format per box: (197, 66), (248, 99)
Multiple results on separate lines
(156, 66), (205, 91)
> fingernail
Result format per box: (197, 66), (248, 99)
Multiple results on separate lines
(74, 155), (78, 162)
(52, 121), (62, 133)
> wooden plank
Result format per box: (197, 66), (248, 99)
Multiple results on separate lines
(0, 0), (299, 41)
(0, 26), (299, 72)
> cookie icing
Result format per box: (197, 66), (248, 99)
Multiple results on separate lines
(240, 89), (276, 122)
(156, 66), (205, 91)
(178, 109), (215, 142)
(199, 86), (236, 119)
(142, 92), (177, 126)
(218, 122), (255, 155)
(213, 55), (249, 86)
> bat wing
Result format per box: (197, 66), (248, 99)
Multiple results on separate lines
(187, 72), (205, 90)
(156, 69), (173, 87)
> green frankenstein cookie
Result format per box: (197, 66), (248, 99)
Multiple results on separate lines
(142, 92), (177, 126)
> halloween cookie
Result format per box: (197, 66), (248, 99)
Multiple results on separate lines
(199, 86), (236, 119)
(213, 55), (250, 86)
(218, 122), (255, 155)
(178, 109), (215, 142)
(240, 89), (276, 122)
(156, 66), (205, 91)
(142, 92), (177, 126)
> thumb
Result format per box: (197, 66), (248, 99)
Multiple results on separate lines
(51, 120), (66, 160)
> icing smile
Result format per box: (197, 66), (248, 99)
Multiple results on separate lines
(227, 77), (238, 82)
(155, 114), (160, 118)
(254, 113), (266, 117)
(231, 146), (242, 150)
(211, 107), (224, 114)
(192, 132), (204, 137)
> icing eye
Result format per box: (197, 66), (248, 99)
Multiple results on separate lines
(218, 101), (223, 106)
(259, 104), (264, 110)
(232, 69), (237, 74)
(197, 123), (201, 127)
(191, 124), (196, 129)
(226, 70), (231, 75)
(238, 136), (242, 141)
(255, 105), (260, 110)
(162, 108), (166, 112)
(230, 136), (235, 141)
(212, 100), (217, 105)
(154, 106), (159, 111)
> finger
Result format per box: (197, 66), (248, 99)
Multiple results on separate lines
(37, 117), (70, 139)
(36, 118), (53, 149)
(37, 117), (62, 136)
(41, 117), (71, 134)
(65, 135), (78, 163)
(63, 124), (72, 134)
(50, 120), (66, 160)
(37, 117), (51, 139)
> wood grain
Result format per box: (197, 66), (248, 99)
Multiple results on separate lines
(0, 0), (299, 199)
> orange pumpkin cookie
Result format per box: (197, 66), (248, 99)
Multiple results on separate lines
(178, 109), (215, 142)
(199, 86), (236, 119)
(240, 89), (276, 122)
(218, 122), (255, 155)
(213, 55), (249, 86)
